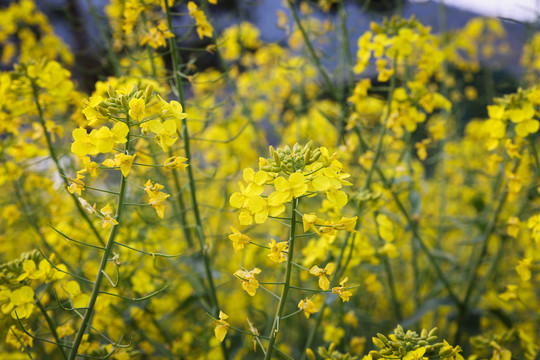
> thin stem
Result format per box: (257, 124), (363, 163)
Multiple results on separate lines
(163, 3), (228, 359)
(286, 0), (336, 96)
(36, 298), (68, 360)
(31, 82), (105, 247)
(265, 198), (298, 360)
(67, 115), (132, 360)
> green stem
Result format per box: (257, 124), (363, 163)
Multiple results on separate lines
(36, 297), (67, 360)
(286, 0), (336, 97)
(84, 0), (120, 75)
(67, 115), (131, 360)
(163, 3), (227, 359)
(264, 198), (299, 360)
(31, 82), (105, 247)
(454, 159), (519, 344)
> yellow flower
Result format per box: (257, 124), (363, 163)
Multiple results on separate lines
(228, 227), (250, 253)
(235, 268), (261, 296)
(298, 298), (318, 318)
(99, 203), (118, 229)
(144, 180), (170, 219)
(268, 239), (288, 263)
(310, 263), (335, 290)
(148, 119), (178, 151)
(128, 98), (146, 122)
(82, 95), (107, 126)
(16, 260), (48, 282)
(102, 153), (136, 177)
(92, 122), (129, 154)
(213, 311), (230, 342)
(2, 286), (35, 319)
(140, 21), (174, 49)
(507, 217), (520, 238)
(376, 214), (394, 242)
(6, 325), (33, 350)
(332, 277), (353, 302)
(268, 172), (308, 206)
(302, 213), (324, 233)
(164, 156), (189, 170)
(516, 258), (533, 282)
(71, 128), (97, 156)
(187, 2), (214, 39)
(158, 95), (188, 121)
(498, 284), (518, 301)
(67, 175), (85, 196)
(79, 156), (98, 177)
(403, 347), (426, 360)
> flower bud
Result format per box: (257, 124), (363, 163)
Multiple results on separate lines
(107, 84), (116, 98)
(144, 84), (154, 103)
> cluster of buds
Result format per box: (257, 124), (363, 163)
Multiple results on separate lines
(370, 15), (422, 35)
(313, 343), (359, 360)
(370, 326), (460, 359)
(0, 250), (43, 285)
(91, 84), (154, 116)
(261, 141), (321, 173)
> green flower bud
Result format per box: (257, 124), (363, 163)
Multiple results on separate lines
(144, 84), (153, 103)
(372, 337), (385, 349)
(107, 84), (116, 98)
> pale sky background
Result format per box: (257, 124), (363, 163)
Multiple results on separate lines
(411, 0), (540, 22)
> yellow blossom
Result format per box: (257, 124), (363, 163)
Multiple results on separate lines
(235, 268), (261, 296)
(310, 263), (335, 290)
(332, 277), (353, 302)
(102, 153), (136, 177)
(516, 258), (533, 282)
(268, 239), (288, 263)
(507, 217), (520, 238)
(164, 156), (189, 170)
(298, 298), (318, 318)
(228, 227), (250, 253)
(99, 203), (118, 229)
(213, 311), (230, 342)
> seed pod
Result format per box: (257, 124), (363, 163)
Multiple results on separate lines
(107, 84), (116, 98)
